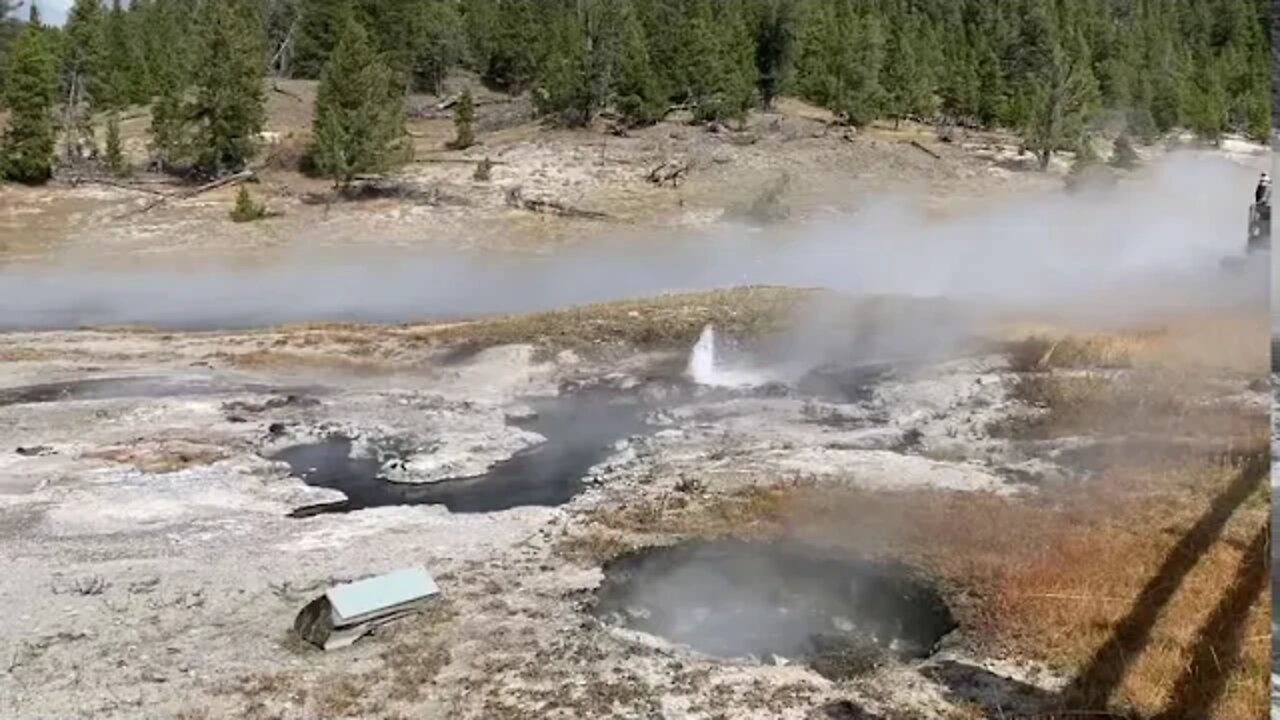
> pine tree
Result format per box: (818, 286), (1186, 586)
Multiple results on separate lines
(143, 0), (191, 99)
(1019, 26), (1100, 169)
(104, 0), (145, 108)
(104, 110), (126, 175)
(1182, 56), (1227, 141)
(747, 0), (798, 110)
(292, 0), (347, 80)
(612, 0), (664, 126)
(0, 1), (20, 103)
(685, 0), (755, 123)
(64, 0), (108, 108)
(838, 8), (885, 127)
(230, 184), (266, 221)
(883, 18), (933, 128)
(449, 86), (475, 149)
(410, 1), (466, 95)
(532, 9), (587, 126)
(310, 15), (408, 188)
(187, 0), (267, 175)
(483, 0), (539, 93)
(2, 23), (59, 184)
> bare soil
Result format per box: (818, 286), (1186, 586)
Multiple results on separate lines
(1, 80), (1077, 269)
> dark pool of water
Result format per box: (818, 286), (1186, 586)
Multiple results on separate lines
(278, 388), (653, 517)
(591, 539), (957, 665)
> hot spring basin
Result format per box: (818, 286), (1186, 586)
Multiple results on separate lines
(591, 540), (957, 671)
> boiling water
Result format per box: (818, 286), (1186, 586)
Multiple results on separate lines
(686, 324), (770, 388)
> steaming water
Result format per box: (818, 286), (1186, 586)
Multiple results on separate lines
(592, 539), (957, 664)
(0, 151), (1264, 331)
(685, 324), (772, 388)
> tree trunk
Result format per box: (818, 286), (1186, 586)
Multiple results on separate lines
(1038, 149), (1052, 170)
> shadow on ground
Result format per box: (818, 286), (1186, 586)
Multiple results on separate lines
(926, 451), (1268, 720)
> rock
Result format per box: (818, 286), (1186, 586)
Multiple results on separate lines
(15, 445), (55, 457)
(128, 577), (161, 595)
(504, 404), (538, 423)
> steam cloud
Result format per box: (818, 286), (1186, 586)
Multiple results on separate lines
(0, 149), (1266, 333)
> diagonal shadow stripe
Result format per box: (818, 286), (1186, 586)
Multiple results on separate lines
(1061, 451), (1267, 710)
(1151, 522), (1269, 720)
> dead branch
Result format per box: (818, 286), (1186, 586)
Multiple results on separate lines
(413, 157), (508, 166)
(128, 170), (256, 216)
(411, 96), (521, 120)
(646, 160), (688, 188)
(504, 186), (610, 219)
(662, 102), (695, 119)
(269, 17), (298, 77)
(68, 176), (169, 197)
(907, 139), (941, 160)
(271, 82), (303, 102)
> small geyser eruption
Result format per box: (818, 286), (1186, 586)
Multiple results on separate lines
(685, 324), (770, 389)
(687, 324), (719, 384)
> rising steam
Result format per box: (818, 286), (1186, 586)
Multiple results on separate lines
(0, 149), (1266, 332)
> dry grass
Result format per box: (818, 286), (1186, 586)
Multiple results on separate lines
(996, 371), (1266, 444)
(997, 312), (1269, 375)
(418, 286), (820, 358)
(568, 344), (1268, 719)
(83, 440), (230, 473)
(214, 349), (400, 374)
(580, 454), (1267, 719)
(555, 483), (795, 564)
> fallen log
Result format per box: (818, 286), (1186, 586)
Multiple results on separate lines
(504, 186), (610, 219)
(271, 82), (304, 102)
(413, 157), (508, 166)
(68, 176), (170, 196)
(907, 139), (941, 160)
(128, 170), (256, 216)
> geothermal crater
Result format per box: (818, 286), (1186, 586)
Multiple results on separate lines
(591, 539), (958, 673)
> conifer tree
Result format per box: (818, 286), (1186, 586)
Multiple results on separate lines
(104, 110), (126, 175)
(1182, 57), (1227, 141)
(2, 23), (59, 183)
(187, 0), (267, 175)
(533, 13), (590, 126)
(64, 0), (108, 108)
(0, 0), (20, 101)
(482, 0), (539, 93)
(292, 0), (346, 80)
(883, 18), (933, 127)
(104, 0), (147, 108)
(311, 15), (408, 188)
(612, 0), (664, 125)
(1020, 28), (1100, 169)
(683, 0), (754, 123)
(747, 0), (797, 110)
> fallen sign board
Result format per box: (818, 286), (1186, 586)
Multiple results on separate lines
(294, 566), (440, 651)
